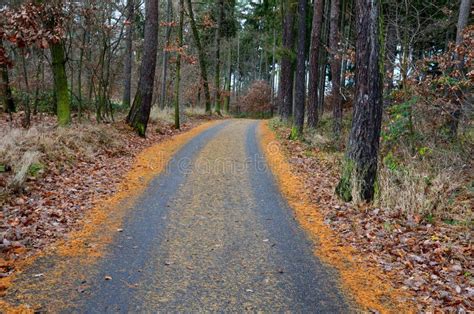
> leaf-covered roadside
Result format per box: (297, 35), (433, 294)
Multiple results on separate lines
(0, 113), (216, 290)
(269, 121), (473, 313)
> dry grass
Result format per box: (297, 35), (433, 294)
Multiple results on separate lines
(0, 122), (125, 196)
(149, 106), (208, 124)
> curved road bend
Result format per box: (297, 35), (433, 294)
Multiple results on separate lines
(4, 120), (352, 312)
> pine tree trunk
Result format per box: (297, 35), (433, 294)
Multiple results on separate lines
(214, 0), (223, 115)
(174, 0), (184, 129)
(126, 0), (159, 137)
(51, 42), (71, 126)
(329, 0), (342, 138)
(278, 0), (296, 122)
(291, 0), (308, 138)
(186, 0), (212, 114)
(336, 0), (383, 203)
(160, 0), (172, 109)
(308, 0), (325, 128)
(122, 0), (134, 108)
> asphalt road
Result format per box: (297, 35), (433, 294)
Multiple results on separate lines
(4, 120), (351, 312)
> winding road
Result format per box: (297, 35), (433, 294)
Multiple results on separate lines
(4, 120), (351, 312)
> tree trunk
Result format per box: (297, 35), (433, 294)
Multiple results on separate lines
(0, 40), (15, 117)
(336, 0), (383, 203)
(224, 41), (232, 113)
(329, 0), (342, 138)
(126, 0), (159, 137)
(78, 26), (87, 119)
(317, 0), (331, 117)
(51, 42), (71, 126)
(450, 0), (472, 137)
(160, 0), (172, 109)
(456, 0), (471, 47)
(308, 0), (325, 128)
(278, 0), (296, 122)
(385, 22), (397, 91)
(271, 27), (276, 116)
(291, 0), (308, 138)
(21, 50), (31, 128)
(214, 0), (224, 115)
(186, 0), (212, 114)
(174, 0), (184, 129)
(122, 0), (134, 108)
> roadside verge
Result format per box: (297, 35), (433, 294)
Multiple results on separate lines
(259, 120), (415, 313)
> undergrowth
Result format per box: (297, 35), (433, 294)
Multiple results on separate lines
(269, 109), (473, 225)
(0, 122), (126, 201)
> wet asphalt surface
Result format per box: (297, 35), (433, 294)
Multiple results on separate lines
(4, 120), (351, 312)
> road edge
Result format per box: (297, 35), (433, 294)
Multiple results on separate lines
(258, 120), (415, 314)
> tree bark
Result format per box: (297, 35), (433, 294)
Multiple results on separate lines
(160, 0), (172, 109)
(291, 0), (308, 138)
(126, 0), (159, 137)
(214, 0), (224, 115)
(329, 0), (342, 138)
(122, 0), (134, 108)
(278, 0), (296, 121)
(186, 0), (212, 114)
(456, 0), (471, 46)
(174, 0), (184, 129)
(455, 0), (471, 69)
(51, 42), (71, 126)
(336, 0), (383, 203)
(308, 0), (325, 128)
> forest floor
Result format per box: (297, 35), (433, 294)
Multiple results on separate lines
(266, 119), (473, 312)
(0, 110), (219, 291)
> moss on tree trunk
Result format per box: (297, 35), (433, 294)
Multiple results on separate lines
(51, 42), (71, 126)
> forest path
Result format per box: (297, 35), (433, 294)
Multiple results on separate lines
(4, 120), (350, 312)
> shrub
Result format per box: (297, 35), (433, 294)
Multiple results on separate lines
(240, 80), (272, 116)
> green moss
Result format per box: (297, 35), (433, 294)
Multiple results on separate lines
(335, 158), (354, 202)
(135, 122), (146, 137)
(28, 163), (44, 177)
(288, 126), (300, 140)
